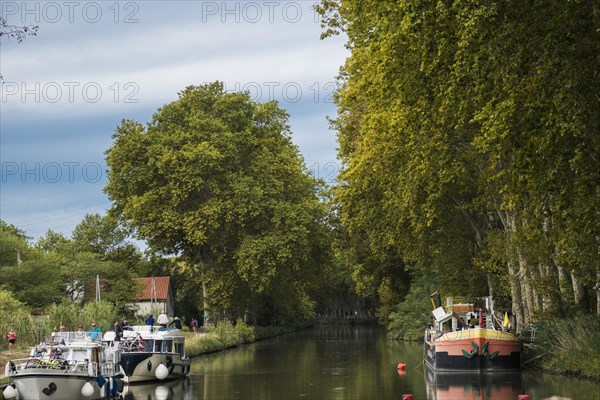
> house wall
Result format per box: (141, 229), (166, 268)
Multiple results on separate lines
(135, 301), (168, 317)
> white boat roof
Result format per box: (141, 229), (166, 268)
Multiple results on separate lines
(103, 325), (185, 341)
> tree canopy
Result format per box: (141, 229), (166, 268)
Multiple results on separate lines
(318, 0), (600, 330)
(105, 82), (331, 323)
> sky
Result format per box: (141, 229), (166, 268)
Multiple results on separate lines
(0, 0), (348, 243)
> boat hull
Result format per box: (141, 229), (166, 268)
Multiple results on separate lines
(13, 373), (108, 400)
(425, 328), (521, 372)
(121, 353), (191, 383)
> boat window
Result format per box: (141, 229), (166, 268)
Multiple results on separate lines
(162, 340), (172, 352)
(175, 343), (184, 356)
(143, 340), (154, 353)
(154, 340), (162, 352)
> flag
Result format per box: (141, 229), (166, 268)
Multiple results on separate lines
(503, 312), (510, 329)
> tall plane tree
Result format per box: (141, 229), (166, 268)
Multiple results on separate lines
(105, 82), (329, 323)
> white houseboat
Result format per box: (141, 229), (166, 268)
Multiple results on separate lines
(103, 326), (190, 383)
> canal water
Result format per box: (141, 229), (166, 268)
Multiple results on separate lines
(123, 325), (600, 400)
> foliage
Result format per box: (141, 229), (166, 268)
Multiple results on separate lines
(185, 334), (224, 356)
(387, 275), (437, 341)
(1, 257), (65, 312)
(528, 316), (600, 380)
(0, 289), (36, 349)
(318, 0), (600, 331)
(71, 213), (142, 267)
(0, 17), (38, 43)
(61, 252), (141, 306)
(47, 300), (81, 331)
(235, 319), (256, 344)
(47, 300), (118, 333)
(79, 301), (120, 333)
(105, 81), (331, 324)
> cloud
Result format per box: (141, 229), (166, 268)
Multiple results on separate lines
(0, 1), (347, 240)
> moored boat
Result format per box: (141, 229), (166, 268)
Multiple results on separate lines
(3, 333), (124, 400)
(424, 295), (521, 372)
(103, 325), (190, 384)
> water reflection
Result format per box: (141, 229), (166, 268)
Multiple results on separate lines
(121, 326), (600, 400)
(425, 367), (522, 400)
(122, 378), (192, 400)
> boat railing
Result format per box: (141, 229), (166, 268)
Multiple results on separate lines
(7, 357), (121, 377)
(6, 357), (71, 374)
(43, 331), (105, 345)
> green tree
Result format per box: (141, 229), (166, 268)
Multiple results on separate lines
(318, 0), (600, 330)
(72, 213), (142, 269)
(36, 229), (72, 254)
(1, 257), (65, 312)
(105, 82), (330, 323)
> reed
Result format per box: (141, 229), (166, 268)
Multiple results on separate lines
(527, 316), (600, 380)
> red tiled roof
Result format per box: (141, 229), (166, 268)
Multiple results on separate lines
(135, 276), (171, 301)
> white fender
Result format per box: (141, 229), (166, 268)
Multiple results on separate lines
(3, 385), (17, 400)
(81, 381), (94, 397)
(155, 363), (169, 380)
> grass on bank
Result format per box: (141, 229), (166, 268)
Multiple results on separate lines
(185, 319), (299, 356)
(524, 315), (600, 380)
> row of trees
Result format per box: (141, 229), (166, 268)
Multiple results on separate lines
(316, 0), (599, 331)
(0, 218), (143, 313)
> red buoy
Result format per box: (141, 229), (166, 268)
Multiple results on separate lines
(402, 395), (413, 400)
(397, 363), (406, 370)
(518, 396), (530, 400)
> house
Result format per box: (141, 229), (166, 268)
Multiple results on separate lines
(134, 276), (175, 318)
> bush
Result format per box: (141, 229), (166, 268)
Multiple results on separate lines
(79, 301), (119, 333)
(185, 333), (224, 356)
(47, 300), (80, 331)
(0, 289), (37, 349)
(387, 276), (435, 341)
(208, 320), (239, 348)
(235, 319), (256, 344)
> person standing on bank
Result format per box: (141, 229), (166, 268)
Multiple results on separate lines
(7, 328), (16, 351)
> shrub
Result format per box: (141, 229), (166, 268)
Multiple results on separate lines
(235, 319), (256, 344)
(528, 316), (600, 379)
(185, 333), (224, 356)
(0, 289), (36, 349)
(387, 277), (435, 341)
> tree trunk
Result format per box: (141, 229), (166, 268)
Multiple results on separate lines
(571, 271), (585, 311)
(504, 212), (525, 332)
(508, 259), (525, 332)
(596, 268), (600, 316)
(198, 247), (211, 324)
(556, 264), (570, 310)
